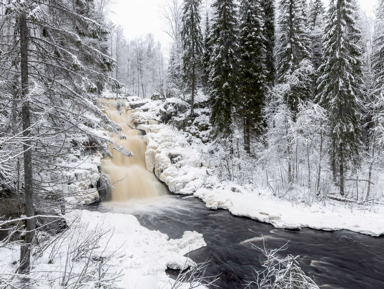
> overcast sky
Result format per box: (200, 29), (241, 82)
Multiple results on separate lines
(109, 0), (378, 50)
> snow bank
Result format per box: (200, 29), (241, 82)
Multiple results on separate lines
(0, 210), (207, 289)
(194, 184), (384, 236)
(126, 97), (384, 237)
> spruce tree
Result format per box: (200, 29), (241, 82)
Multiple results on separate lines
(276, 0), (312, 118)
(372, 0), (384, 100)
(72, 0), (112, 92)
(309, 0), (325, 96)
(167, 42), (184, 96)
(208, 0), (238, 137)
(238, 0), (266, 152)
(261, 0), (275, 87)
(368, 0), (384, 199)
(317, 0), (364, 196)
(202, 13), (212, 94)
(309, 0), (325, 73)
(181, 0), (203, 116)
(1, 0), (119, 273)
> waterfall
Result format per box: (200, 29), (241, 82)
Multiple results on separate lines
(101, 99), (165, 201)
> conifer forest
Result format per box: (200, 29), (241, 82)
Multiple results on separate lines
(1, 0), (384, 288)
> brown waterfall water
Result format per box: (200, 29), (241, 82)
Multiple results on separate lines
(100, 99), (166, 202)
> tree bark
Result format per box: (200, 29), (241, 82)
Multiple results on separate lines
(244, 117), (250, 153)
(316, 131), (323, 194)
(190, 62), (195, 117)
(339, 143), (345, 196)
(19, 11), (36, 275)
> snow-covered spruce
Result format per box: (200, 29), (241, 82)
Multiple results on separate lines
(126, 96), (384, 237)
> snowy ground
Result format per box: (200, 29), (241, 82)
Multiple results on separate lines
(3, 94), (377, 288)
(0, 209), (207, 289)
(1, 94), (209, 289)
(127, 96), (384, 237)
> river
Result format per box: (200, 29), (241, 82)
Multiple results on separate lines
(98, 195), (384, 289)
(99, 98), (384, 289)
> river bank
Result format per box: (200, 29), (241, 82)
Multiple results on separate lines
(125, 95), (384, 237)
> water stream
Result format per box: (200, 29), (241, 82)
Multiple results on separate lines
(99, 99), (384, 289)
(101, 99), (166, 201)
(132, 197), (384, 289)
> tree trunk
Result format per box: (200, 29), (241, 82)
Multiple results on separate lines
(316, 131), (323, 194)
(332, 138), (337, 184)
(339, 144), (345, 196)
(366, 139), (375, 202)
(190, 63), (195, 117)
(244, 117), (250, 153)
(307, 142), (311, 189)
(19, 11), (36, 275)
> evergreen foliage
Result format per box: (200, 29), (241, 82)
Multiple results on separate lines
(181, 0), (203, 116)
(0, 0), (119, 272)
(276, 0), (312, 118)
(208, 0), (239, 137)
(309, 0), (325, 74)
(202, 13), (212, 94)
(238, 0), (266, 152)
(260, 0), (275, 86)
(167, 42), (184, 96)
(317, 0), (364, 196)
(72, 0), (113, 92)
(372, 0), (384, 101)
(368, 0), (384, 199)
(308, 0), (325, 99)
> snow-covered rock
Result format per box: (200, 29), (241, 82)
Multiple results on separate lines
(137, 121), (207, 195)
(125, 97), (384, 237)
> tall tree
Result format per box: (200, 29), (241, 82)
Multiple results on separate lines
(1, 0), (120, 273)
(317, 0), (364, 196)
(309, 0), (325, 73)
(276, 0), (312, 118)
(238, 0), (266, 152)
(261, 0), (275, 87)
(368, 0), (384, 199)
(201, 12), (211, 94)
(164, 0), (184, 94)
(372, 0), (384, 100)
(181, 0), (203, 116)
(208, 0), (238, 137)
(309, 0), (325, 97)
(18, 9), (34, 274)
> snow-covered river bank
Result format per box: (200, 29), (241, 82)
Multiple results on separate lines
(6, 95), (377, 289)
(97, 195), (384, 289)
(127, 96), (384, 237)
(80, 96), (384, 288)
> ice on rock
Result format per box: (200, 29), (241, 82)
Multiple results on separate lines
(126, 98), (384, 237)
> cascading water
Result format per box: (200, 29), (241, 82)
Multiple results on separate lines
(100, 99), (166, 202)
(96, 100), (384, 289)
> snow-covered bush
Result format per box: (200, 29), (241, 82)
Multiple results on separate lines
(169, 260), (218, 289)
(246, 243), (319, 289)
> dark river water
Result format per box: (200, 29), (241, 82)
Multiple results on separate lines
(99, 195), (384, 289)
